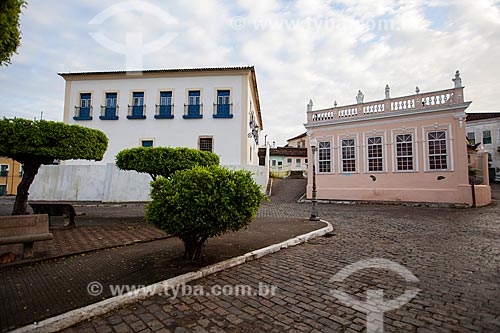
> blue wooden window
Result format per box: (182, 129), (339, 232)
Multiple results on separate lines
(159, 91), (172, 115)
(74, 93), (92, 120)
(215, 90), (232, 118)
(188, 90), (201, 116)
(131, 92), (145, 117)
(105, 92), (117, 117)
(141, 140), (153, 147)
(80, 93), (91, 117)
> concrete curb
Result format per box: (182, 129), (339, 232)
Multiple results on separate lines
(9, 219), (333, 333)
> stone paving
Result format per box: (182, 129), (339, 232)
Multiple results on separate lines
(60, 182), (500, 333)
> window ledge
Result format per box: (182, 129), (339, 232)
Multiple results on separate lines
(183, 114), (203, 119)
(154, 114), (174, 119)
(127, 115), (147, 119)
(99, 116), (119, 120)
(73, 116), (93, 121)
(213, 114), (233, 119)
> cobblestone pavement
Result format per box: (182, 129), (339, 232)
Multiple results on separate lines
(62, 184), (500, 333)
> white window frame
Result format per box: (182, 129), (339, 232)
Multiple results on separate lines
(317, 140), (333, 174)
(392, 128), (418, 173)
(296, 158), (301, 167)
(422, 125), (453, 172)
(366, 136), (384, 173)
(340, 138), (356, 173)
(427, 130), (448, 171)
(467, 132), (476, 145)
(483, 130), (492, 144)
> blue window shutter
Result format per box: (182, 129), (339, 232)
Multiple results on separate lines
(188, 90), (201, 116)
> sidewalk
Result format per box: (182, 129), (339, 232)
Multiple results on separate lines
(0, 216), (322, 332)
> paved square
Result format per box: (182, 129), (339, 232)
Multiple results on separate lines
(62, 183), (500, 333)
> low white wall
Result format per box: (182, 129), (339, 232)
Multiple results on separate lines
(29, 163), (269, 202)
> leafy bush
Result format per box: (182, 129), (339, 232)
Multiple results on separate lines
(0, 118), (108, 215)
(116, 147), (219, 180)
(146, 166), (264, 260)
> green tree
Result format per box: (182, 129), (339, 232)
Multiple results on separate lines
(0, 118), (108, 215)
(0, 0), (26, 66)
(147, 166), (264, 261)
(115, 147), (219, 180)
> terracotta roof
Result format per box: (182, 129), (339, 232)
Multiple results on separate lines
(287, 132), (307, 142)
(271, 147), (308, 157)
(466, 112), (500, 122)
(58, 66), (255, 77)
(58, 66), (264, 130)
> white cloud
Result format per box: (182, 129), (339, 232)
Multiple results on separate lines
(1, 0), (499, 144)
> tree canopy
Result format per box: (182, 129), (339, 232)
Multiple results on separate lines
(146, 166), (264, 260)
(0, 0), (26, 66)
(0, 118), (108, 215)
(115, 147), (220, 180)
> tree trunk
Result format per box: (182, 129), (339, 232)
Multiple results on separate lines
(12, 161), (42, 215)
(183, 238), (207, 261)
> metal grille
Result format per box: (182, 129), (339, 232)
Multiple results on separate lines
(199, 137), (213, 152)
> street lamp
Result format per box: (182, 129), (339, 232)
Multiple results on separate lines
(310, 138), (320, 221)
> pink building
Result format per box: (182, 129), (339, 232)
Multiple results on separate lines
(305, 71), (491, 207)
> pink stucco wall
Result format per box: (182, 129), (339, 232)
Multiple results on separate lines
(306, 105), (491, 206)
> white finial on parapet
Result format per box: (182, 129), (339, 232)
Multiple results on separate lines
(356, 90), (364, 104)
(453, 70), (462, 88)
(307, 99), (314, 112)
(416, 86), (420, 94)
(385, 85), (390, 99)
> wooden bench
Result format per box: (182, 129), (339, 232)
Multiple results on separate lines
(0, 214), (53, 258)
(29, 202), (76, 227)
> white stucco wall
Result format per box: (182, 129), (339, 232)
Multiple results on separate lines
(30, 164), (269, 202)
(65, 74), (254, 166)
(466, 118), (500, 170)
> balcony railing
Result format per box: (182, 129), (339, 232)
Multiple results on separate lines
(127, 105), (147, 119)
(307, 86), (465, 124)
(73, 106), (93, 120)
(213, 103), (233, 118)
(155, 104), (174, 119)
(183, 104), (203, 119)
(100, 105), (119, 120)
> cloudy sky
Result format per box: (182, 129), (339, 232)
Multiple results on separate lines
(0, 0), (499, 145)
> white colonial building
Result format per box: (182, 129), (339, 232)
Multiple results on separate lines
(62, 67), (262, 166)
(466, 113), (500, 182)
(30, 67), (268, 201)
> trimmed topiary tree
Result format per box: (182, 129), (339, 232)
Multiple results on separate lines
(0, 118), (108, 215)
(146, 166), (264, 261)
(115, 147), (219, 180)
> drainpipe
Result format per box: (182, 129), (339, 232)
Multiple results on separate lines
(470, 181), (476, 208)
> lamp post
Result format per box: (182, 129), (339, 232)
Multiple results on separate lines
(310, 138), (320, 221)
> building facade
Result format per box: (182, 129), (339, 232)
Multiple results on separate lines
(30, 67), (268, 201)
(0, 158), (22, 196)
(60, 67), (262, 166)
(286, 132), (307, 148)
(466, 113), (500, 181)
(305, 71), (491, 206)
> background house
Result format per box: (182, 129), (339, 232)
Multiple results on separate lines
(286, 132), (307, 148)
(466, 112), (500, 182)
(0, 158), (22, 196)
(30, 67), (268, 201)
(305, 71), (490, 206)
